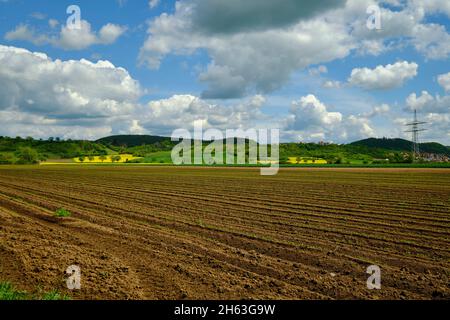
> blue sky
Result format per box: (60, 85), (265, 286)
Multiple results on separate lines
(0, 0), (193, 97)
(0, 0), (449, 144)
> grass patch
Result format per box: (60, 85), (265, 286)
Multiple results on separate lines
(0, 282), (70, 300)
(55, 208), (71, 218)
(0, 282), (28, 300)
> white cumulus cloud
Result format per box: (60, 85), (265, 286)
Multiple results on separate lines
(348, 61), (418, 90)
(5, 20), (126, 50)
(138, 94), (269, 136)
(284, 94), (375, 142)
(0, 45), (142, 139)
(406, 91), (450, 113)
(139, 1), (355, 98)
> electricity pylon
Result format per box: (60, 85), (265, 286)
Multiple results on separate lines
(405, 109), (427, 161)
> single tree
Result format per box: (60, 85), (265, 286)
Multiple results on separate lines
(16, 147), (39, 164)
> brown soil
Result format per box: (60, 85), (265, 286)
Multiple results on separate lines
(0, 166), (449, 300)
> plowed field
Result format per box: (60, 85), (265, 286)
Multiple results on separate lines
(0, 166), (449, 300)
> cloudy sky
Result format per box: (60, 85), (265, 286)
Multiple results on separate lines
(0, 0), (449, 144)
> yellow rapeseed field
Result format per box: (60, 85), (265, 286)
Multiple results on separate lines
(287, 157), (328, 164)
(73, 154), (142, 163)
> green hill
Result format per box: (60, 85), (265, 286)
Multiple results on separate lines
(351, 138), (450, 156)
(96, 135), (169, 147)
(0, 136), (112, 164)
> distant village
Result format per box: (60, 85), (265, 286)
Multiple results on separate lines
(421, 153), (450, 162)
